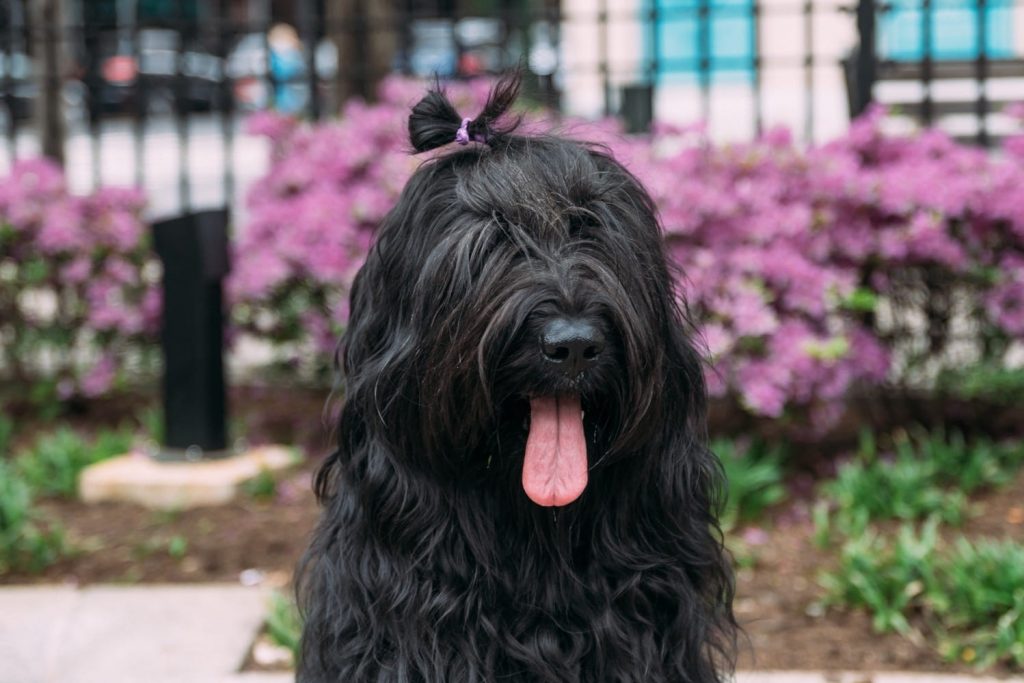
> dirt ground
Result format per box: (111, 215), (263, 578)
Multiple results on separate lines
(733, 474), (1024, 675)
(3, 385), (1023, 675)
(7, 470), (1022, 675)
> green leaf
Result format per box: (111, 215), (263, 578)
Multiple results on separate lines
(841, 287), (878, 312)
(803, 336), (850, 361)
(21, 258), (50, 284)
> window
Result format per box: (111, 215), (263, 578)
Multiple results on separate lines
(653, 0), (755, 82)
(879, 0), (1014, 60)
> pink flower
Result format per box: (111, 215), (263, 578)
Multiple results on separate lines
(104, 258), (138, 286)
(245, 110), (298, 141)
(703, 365), (729, 397)
(225, 76), (1024, 416)
(37, 201), (86, 254)
(231, 249), (291, 299)
(905, 212), (966, 269)
(737, 361), (790, 417)
(741, 527), (770, 545)
(81, 355), (117, 397)
(698, 323), (733, 358)
(1, 157), (159, 400)
(61, 257), (92, 284)
(141, 287), (162, 334)
(985, 267), (1024, 336)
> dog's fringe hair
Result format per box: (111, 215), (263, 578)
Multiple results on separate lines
(299, 71), (737, 683)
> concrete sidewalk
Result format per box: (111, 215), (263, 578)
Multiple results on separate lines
(0, 584), (1020, 683)
(738, 675), (1023, 683)
(0, 584), (272, 683)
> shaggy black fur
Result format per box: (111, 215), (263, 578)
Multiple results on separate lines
(298, 74), (736, 683)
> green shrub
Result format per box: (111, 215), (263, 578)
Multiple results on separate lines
(908, 428), (1024, 493)
(137, 405), (164, 444)
(937, 363), (1024, 405)
(0, 412), (13, 455)
(822, 521), (1024, 668)
(820, 518), (939, 635)
(931, 538), (1024, 667)
(16, 426), (133, 498)
(131, 534), (189, 561)
(266, 591), (302, 657)
(821, 430), (1024, 535)
(826, 447), (967, 529)
(713, 438), (787, 531)
(242, 469), (278, 502)
(0, 459), (65, 574)
(167, 535), (188, 559)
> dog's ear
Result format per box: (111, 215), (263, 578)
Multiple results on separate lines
(310, 206), (425, 504)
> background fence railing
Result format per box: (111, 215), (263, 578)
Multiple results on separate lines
(1, 0), (1022, 218)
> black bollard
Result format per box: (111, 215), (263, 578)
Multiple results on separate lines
(620, 84), (654, 134)
(152, 210), (230, 460)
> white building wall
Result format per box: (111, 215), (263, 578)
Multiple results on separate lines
(560, 0), (647, 120)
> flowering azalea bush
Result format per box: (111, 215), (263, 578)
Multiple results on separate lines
(7, 80), (1021, 422)
(620, 110), (1024, 418)
(609, 107), (1024, 420)
(231, 79), (495, 374)
(236, 82), (1024, 420)
(0, 159), (158, 402)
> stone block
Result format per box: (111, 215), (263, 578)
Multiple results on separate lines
(79, 445), (300, 509)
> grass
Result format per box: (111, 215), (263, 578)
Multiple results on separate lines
(0, 415), (68, 573)
(0, 459), (66, 574)
(242, 468), (278, 501)
(137, 405), (164, 445)
(821, 519), (1024, 668)
(0, 412), (13, 455)
(0, 419), (133, 573)
(167, 535), (188, 559)
(933, 538), (1024, 667)
(820, 518), (940, 635)
(132, 535), (189, 561)
(713, 438), (787, 532)
(937, 362), (1024, 405)
(817, 428), (1024, 669)
(266, 590), (302, 658)
(15, 426), (133, 498)
(819, 429), (1024, 539)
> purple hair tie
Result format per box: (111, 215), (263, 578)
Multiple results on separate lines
(455, 117), (473, 145)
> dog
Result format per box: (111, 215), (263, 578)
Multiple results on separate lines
(298, 74), (736, 682)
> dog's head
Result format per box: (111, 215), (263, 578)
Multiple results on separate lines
(338, 75), (707, 509)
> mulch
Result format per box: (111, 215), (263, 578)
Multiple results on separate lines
(3, 384), (1023, 676)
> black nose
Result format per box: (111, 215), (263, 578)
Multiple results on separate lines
(540, 318), (605, 376)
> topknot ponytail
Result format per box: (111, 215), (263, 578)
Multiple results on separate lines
(408, 71), (523, 154)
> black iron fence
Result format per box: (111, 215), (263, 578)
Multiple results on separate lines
(1, 0), (1022, 216)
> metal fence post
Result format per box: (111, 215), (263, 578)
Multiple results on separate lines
(31, 0), (65, 165)
(852, 0), (877, 117)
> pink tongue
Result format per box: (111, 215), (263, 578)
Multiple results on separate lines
(522, 396), (588, 507)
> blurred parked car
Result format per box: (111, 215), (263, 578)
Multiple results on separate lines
(0, 51), (34, 121)
(92, 29), (224, 115)
(0, 51), (87, 125)
(408, 20), (458, 77)
(454, 18), (503, 76)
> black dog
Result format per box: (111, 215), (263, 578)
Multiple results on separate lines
(298, 74), (736, 682)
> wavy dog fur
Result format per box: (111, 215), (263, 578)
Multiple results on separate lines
(298, 74), (736, 682)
